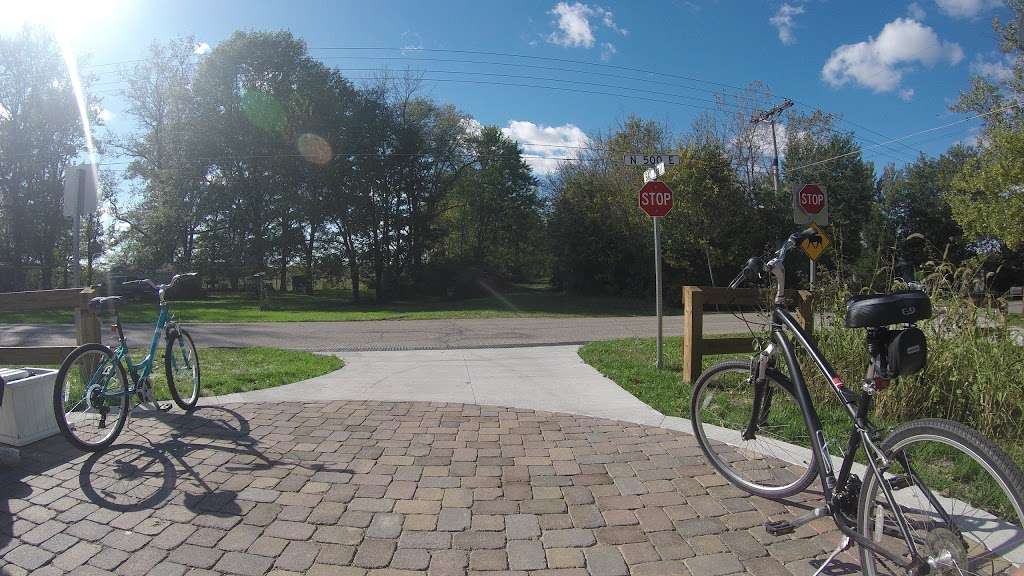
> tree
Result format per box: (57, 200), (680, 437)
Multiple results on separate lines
(0, 27), (101, 290)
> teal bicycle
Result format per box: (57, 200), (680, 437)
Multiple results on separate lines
(53, 274), (201, 451)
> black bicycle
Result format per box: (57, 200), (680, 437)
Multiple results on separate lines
(691, 229), (1024, 575)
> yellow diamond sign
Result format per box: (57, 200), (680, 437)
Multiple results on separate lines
(800, 223), (831, 261)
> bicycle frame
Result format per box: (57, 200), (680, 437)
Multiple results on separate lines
(102, 303), (172, 398)
(765, 304), (943, 569)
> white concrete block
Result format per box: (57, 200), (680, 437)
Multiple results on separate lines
(0, 367), (59, 446)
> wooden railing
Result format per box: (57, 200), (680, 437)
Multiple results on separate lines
(682, 286), (814, 383)
(0, 288), (100, 364)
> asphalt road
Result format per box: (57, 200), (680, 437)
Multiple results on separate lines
(0, 313), (763, 352)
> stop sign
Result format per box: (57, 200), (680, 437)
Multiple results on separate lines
(798, 184), (825, 215)
(639, 181), (673, 217)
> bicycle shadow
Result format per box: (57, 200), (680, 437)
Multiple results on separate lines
(75, 405), (353, 515)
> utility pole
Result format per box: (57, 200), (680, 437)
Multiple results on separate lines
(752, 99), (811, 285)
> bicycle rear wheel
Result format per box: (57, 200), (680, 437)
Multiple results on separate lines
(690, 360), (818, 498)
(858, 418), (1024, 575)
(53, 344), (130, 451)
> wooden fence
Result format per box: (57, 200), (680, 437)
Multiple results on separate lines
(682, 286), (814, 383)
(0, 288), (100, 364)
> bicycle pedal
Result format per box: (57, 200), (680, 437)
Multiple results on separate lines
(158, 403), (172, 412)
(887, 475), (913, 490)
(765, 519), (796, 536)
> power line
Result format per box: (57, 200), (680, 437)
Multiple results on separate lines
(787, 103), (1017, 174)
(310, 46), (761, 96)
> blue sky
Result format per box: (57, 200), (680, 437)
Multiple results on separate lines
(4, 0), (1013, 175)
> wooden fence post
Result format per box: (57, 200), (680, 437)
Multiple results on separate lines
(682, 287), (704, 383)
(75, 287), (101, 347)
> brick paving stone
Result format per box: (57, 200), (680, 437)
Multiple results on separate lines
(167, 543), (223, 569)
(53, 540), (101, 571)
(685, 552), (745, 576)
(6, 543), (54, 571)
(584, 546), (628, 576)
(595, 525), (646, 545)
(453, 531), (505, 550)
(504, 514), (541, 539)
(214, 551), (274, 576)
(471, 514), (504, 531)
(367, 513), (406, 538)
(721, 530), (767, 560)
(353, 538), (397, 568)
(631, 560), (692, 575)
(391, 548), (430, 570)
(619, 542), (660, 564)
(88, 546), (129, 570)
(429, 549), (468, 576)
(546, 547), (585, 568)
(674, 517), (726, 538)
(250, 535), (290, 557)
(115, 547), (168, 576)
(469, 549), (508, 571)
(218, 525), (264, 551)
(690, 534), (728, 555)
(398, 531), (451, 550)
(507, 539), (546, 571)
(274, 540), (319, 572)
(437, 508), (471, 532)
(744, 556), (794, 576)
(540, 528), (596, 549)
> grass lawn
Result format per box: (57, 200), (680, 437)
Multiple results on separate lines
(0, 285), (658, 324)
(13, 347), (342, 400)
(580, 336), (1024, 519)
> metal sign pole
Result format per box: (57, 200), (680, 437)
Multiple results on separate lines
(654, 216), (663, 369)
(72, 168), (83, 287)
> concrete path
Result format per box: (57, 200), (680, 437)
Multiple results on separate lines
(0, 313), (759, 351)
(210, 346), (667, 427)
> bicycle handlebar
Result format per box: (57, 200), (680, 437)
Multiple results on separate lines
(729, 228), (821, 291)
(123, 273), (197, 294)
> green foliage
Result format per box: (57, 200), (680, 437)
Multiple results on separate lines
(813, 258), (1024, 441)
(948, 126), (1024, 249)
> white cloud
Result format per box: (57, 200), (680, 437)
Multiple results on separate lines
(501, 120), (590, 175)
(971, 53), (1015, 82)
(547, 2), (626, 51)
(899, 87), (916, 101)
(769, 3), (805, 45)
(194, 42), (210, 55)
(821, 18), (963, 94)
(600, 42), (617, 61)
(907, 2), (927, 19)
(934, 0), (1000, 19)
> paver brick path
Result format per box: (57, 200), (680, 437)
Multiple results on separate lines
(0, 402), (856, 575)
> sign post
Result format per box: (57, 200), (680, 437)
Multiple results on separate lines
(792, 183), (828, 290)
(63, 164), (99, 288)
(639, 177), (673, 368)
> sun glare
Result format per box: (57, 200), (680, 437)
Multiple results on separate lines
(1, 0), (125, 40)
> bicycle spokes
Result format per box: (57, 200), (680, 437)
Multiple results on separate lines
(59, 349), (127, 447)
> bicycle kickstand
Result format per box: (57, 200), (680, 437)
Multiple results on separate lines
(812, 536), (852, 576)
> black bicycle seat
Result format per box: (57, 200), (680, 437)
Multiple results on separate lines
(88, 296), (124, 314)
(845, 290), (931, 328)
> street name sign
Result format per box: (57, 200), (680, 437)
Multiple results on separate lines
(624, 154), (678, 167)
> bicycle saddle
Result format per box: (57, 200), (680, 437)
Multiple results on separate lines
(844, 290), (931, 328)
(88, 296), (123, 314)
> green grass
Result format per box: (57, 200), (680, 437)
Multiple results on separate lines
(22, 347), (342, 400)
(580, 336), (1024, 520)
(0, 285), (657, 324)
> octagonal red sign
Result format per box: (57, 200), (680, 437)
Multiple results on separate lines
(798, 184), (825, 215)
(639, 180), (673, 218)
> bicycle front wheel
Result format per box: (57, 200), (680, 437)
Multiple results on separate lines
(165, 328), (200, 410)
(858, 418), (1024, 575)
(691, 360), (818, 498)
(53, 344), (130, 451)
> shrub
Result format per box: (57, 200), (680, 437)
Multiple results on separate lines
(811, 256), (1024, 441)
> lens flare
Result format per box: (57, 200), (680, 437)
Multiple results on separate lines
(58, 34), (100, 191)
(297, 133), (332, 165)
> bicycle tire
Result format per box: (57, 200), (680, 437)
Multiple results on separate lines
(691, 360), (819, 499)
(858, 418), (1024, 575)
(53, 343), (130, 452)
(165, 328), (200, 411)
